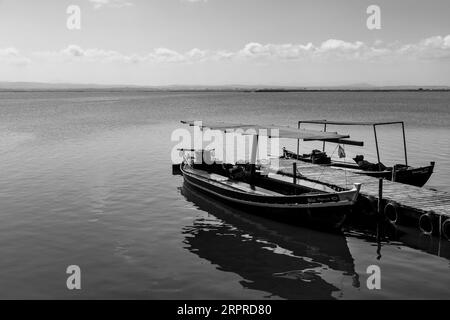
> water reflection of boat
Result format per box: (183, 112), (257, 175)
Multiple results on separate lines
(180, 183), (360, 299)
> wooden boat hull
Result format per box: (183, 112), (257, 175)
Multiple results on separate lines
(282, 149), (434, 187)
(181, 164), (360, 228)
(353, 166), (434, 187)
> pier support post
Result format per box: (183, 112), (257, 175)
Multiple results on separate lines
(293, 162), (297, 185)
(377, 178), (384, 243)
(293, 162), (297, 195)
(378, 178), (383, 215)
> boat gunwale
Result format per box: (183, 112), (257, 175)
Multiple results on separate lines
(181, 163), (357, 201)
(182, 168), (355, 209)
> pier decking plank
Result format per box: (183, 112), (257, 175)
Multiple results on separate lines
(275, 159), (450, 219)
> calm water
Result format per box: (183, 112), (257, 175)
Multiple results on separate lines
(0, 91), (449, 299)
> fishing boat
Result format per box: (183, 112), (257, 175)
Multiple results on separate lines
(281, 120), (435, 187)
(176, 121), (361, 228)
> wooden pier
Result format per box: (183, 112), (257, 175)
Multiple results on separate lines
(275, 159), (450, 236)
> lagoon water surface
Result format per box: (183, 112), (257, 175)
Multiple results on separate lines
(0, 91), (449, 299)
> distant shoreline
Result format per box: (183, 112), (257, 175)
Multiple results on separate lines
(1, 81), (449, 92)
(0, 88), (449, 93)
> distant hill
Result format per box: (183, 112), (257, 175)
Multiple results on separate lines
(0, 81), (449, 92)
(0, 82), (139, 90)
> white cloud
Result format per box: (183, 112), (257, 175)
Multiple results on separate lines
(232, 36), (450, 62)
(238, 42), (315, 60)
(149, 48), (186, 63)
(186, 48), (208, 61)
(34, 45), (131, 63)
(4, 35), (450, 68)
(88, 0), (134, 9)
(181, 0), (208, 3)
(34, 45), (186, 64)
(398, 35), (450, 60)
(0, 47), (31, 66)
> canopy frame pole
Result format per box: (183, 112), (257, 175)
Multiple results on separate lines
(323, 123), (327, 152)
(373, 124), (381, 170)
(401, 121), (408, 166)
(297, 122), (301, 159)
(250, 134), (259, 176)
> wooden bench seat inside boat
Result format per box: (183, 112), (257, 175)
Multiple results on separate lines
(186, 167), (283, 196)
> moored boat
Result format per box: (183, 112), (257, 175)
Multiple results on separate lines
(282, 147), (435, 187)
(181, 162), (360, 228)
(281, 120), (435, 187)
(176, 120), (362, 228)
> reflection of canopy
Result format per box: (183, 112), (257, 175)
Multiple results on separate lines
(181, 120), (350, 141)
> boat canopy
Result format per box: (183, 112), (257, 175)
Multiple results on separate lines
(298, 120), (404, 126)
(252, 126), (350, 140)
(297, 119), (408, 165)
(181, 120), (350, 141)
(181, 120), (256, 131)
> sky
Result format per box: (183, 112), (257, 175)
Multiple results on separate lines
(0, 0), (449, 86)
